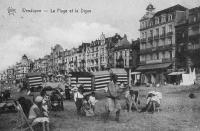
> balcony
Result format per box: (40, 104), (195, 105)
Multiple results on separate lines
(146, 59), (162, 64)
(166, 32), (173, 37)
(141, 38), (147, 43)
(162, 58), (173, 63)
(139, 61), (146, 65)
(157, 44), (172, 51)
(160, 33), (166, 39)
(140, 45), (172, 55)
(139, 58), (173, 65)
(148, 36), (153, 42)
(140, 48), (152, 54)
(189, 33), (200, 41)
(154, 35), (159, 40)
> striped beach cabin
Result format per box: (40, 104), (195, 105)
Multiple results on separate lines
(69, 68), (128, 92)
(26, 72), (43, 88)
(70, 72), (94, 91)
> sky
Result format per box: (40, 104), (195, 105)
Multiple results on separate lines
(0, 0), (200, 72)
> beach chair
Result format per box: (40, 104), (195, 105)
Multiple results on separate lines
(13, 101), (34, 131)
(13, 101), (50, 131)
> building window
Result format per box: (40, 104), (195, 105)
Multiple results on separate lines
(156, 28), (159, 36)
(145, 32), (147, 38)
(168, 14), (173, 21)
(142, 32), (144, 39)
(150, 42), (153, 48)
(168, 38), (172, 45)
(161, 16), (166, 23)
(155, 17), (159, 25)
(149, 21), (153, 27)
(194, 16), (197, 22)
(145, 21), (148, 28)
(168, 25), (172, 32)
(150, 30), (153, 37)
(157, 53), (159, 59)
(161, 26), (166, 35)
(156, 41), (159, 47)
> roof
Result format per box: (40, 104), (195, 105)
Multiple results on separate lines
(136, 63), (171, 71)
(154, 4), (187, 16)
(110, 68), (127, 75)
(115, 35), (131, 50)
(168, 72), (185, 75)
(26, 72), (42, 77)
(92, 70), (110, 76)
(69, 72), (93, 77)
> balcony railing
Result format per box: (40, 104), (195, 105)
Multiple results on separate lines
(141, 38), (147, 43)
(148, 36), (153, 41)
(154, 35), (159, 40)
(157, 44), (172, 51)
(160, 33), (165, 39)
(140, 58), (173, 65)
(140, 45), (173, 55)
(166, 32), (173, 37)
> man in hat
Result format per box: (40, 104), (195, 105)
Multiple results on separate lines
(105, 73), (126, 122)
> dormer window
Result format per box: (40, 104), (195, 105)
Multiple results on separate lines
(161, 16), (166, 23)
(168, 14), (173, 21)
(194, 16), (197, 22)
(149, 21), (153, 27)
(155, 17), (159, 25)
(145, 21), (148, 28)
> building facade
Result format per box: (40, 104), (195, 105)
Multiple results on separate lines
(137, 4), (187, 84)
(114, 34), (132, 69)
(186, 6), (200, 73)
(15, 55), (31, 80)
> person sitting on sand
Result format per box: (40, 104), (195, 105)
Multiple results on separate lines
(142, 91), (162, 113)
(40, 90), (50, 116)
(18, 97), (33, 118)
(125, 89), (139, 112)
(88, 92), (98, 113)
(82, 95), (95, 116)
(29, 96), (49, 124)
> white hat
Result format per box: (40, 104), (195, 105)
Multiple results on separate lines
(71, 87), (78, 91)
(35, 96), (43, 103)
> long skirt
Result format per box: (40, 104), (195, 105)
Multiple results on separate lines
(105, 98), (121, 112)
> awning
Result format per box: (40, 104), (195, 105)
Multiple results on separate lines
(136, 63), (171, 71)
(131, 72), (141, 75)
(168, 72), (185, 75)
(110, 68), (127, 75)
(92, 70), (110, 76)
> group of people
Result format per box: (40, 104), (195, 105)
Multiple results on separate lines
(104, 73), (162, 122)
(70, 73), (163, 122)
(17, 73), (162, 128)
(17, 89), (53, 130)
(72, 84), (97, 117)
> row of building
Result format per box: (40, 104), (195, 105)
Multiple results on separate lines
(1, 4), (200, 85)
(0, 33), (140, 83)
